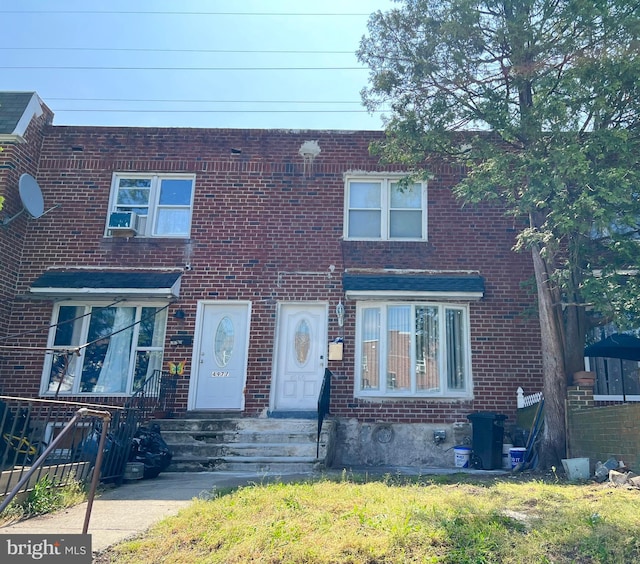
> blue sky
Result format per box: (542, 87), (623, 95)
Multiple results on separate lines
(1, 0), (396, 130)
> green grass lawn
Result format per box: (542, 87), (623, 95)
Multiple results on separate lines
(97, 472), (640, 563)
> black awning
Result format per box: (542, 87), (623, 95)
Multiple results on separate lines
(584, 333), (640, 361)
(343, 273), (484, 298)
(30, 270), (182, 299)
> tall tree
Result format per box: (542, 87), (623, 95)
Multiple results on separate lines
(358, 0), (640, 467)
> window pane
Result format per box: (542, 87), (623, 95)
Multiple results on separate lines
(349, 182), (381, 208)
(48, 306), (84, 393)
(390, 183), (421, 208)
(133, 350), (163, 393)
(138, 307), (167, 347)
(390, 210), (422, 238)
(214, 316), (235, 368)
(155, 209), (190, 236)
(416, 306), (440, 392)
(387, 306), (411, 392)
(53, 306), (83, 346)
(361, 308), (380, 390)
(294, 319), (312, 367)
(119, 178), (151, 189)
(81, 307), (135, 393)
(117, 188), (150, 206)
(348, 210), (381, 238)
(446, 309), (466, 390)
(159, 179), (193, 205)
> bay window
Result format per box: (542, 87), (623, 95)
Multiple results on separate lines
(42, 303), (168, 396)
(356, 302), (471, 397)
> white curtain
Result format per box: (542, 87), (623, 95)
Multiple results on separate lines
(96, 307), (135, 393)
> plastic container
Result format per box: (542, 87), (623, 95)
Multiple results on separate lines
(124, 462), (145, 481)
(502, 443), (513, 469)
(509, 447), (527, 469)
(467, 412), (507, 469)
(561, 457), (590, 481)
(454, 446), (472, 468)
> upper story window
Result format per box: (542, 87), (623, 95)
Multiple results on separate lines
(107, 173), (195, 238)
(344, 175), (427, 240)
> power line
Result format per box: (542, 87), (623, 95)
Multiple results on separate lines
(1, 66), (366, 71)
(54, 109), (381, 114)
(47, 98), (364, 104)
(0, 47), (355, 55)
(0, 11), (372, 16)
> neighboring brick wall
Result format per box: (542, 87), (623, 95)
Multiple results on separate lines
(0, 125), (543, 425)
(567, 386), (640, 472)
(0, 105), (53, 341)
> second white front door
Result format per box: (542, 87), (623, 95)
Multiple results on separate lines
(273, 303), (328, 412)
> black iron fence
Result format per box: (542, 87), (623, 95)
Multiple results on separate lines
(0, 370), (177, 499)
(0, 396), (124, 499)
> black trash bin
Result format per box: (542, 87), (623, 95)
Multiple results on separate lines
(467, 412), (507, 469)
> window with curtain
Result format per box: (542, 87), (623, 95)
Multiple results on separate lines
(356, 302), (470, 397)
(345, 176), (426, 240)
(43, 303), (168, 396)
(108, 173), (195, 237)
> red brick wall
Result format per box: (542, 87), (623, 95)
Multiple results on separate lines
(0, 105), (53, 338)
(0, 126), (543, 424)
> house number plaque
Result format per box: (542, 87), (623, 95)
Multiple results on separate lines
(211, 371), (230, 378)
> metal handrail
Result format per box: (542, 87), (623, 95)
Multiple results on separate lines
(316, 368), (332, 458)
(0, 407), (112, 534)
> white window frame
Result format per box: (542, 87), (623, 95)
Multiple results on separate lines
(354, 301), (472, 399)
(344, 173), (427, 241)
(40, 301), (168, 397)
(106, 173), (195, 238)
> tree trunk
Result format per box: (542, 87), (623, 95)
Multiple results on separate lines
(531, 245), (567, 468)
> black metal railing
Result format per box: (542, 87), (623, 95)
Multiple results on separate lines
(0, 406), (112, 534)
(126, 369), (177, 422)
(316, 368), (332, 458)
(0, 395), (122, 498)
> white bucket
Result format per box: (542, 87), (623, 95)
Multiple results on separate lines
(561, 457), (590, 481)
(454, 446), (471, 468)
(502, 443), (513, 469)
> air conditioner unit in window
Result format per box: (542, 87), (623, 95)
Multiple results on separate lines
(108, 211), (138, 236)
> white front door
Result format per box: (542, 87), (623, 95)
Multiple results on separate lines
(273, 303), (328, 412)
(188, 301), (251, 411)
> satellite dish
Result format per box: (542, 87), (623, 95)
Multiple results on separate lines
(2, 173), (58, 227)
(18, 173), (45, 219)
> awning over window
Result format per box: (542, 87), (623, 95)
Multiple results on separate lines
(343, 273), (485, 300)
(29, 270), (182, 299)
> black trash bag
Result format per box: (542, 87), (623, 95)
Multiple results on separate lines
(129, 423), (172, 479)
(76, 424), (130, 482)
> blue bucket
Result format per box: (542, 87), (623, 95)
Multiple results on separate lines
(509, 447), (527, 469)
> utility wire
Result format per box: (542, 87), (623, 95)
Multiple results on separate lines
(46, 98), (364, 104)
(1, 66), (366, 71)
(0, 47), (355, 55)
(0, 11), (372, 16)
(53, 109), (380, 114)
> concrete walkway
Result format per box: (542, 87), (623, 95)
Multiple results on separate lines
(0, 467), (505, 560)
(0, 471), (315, 556)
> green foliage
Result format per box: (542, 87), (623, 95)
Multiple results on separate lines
(358, 0), (640, 344)
(0, 476), (86, 524)
(106, 476), (640, 563)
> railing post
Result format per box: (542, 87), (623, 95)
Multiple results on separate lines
(82, 408), (111, 534)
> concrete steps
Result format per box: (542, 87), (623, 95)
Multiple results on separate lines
(154, 416), (335, 473)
